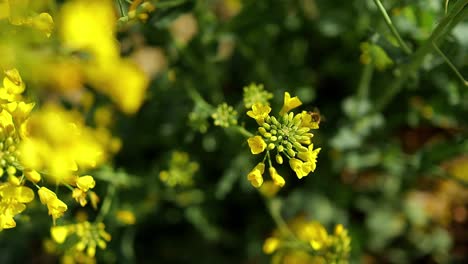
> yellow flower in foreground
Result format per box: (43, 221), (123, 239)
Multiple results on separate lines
(247, 136), (267, 154)
(289, 158), (313, 179)
(279, 92), (302, 116)
(60, 0), (118, 60)
(38, 187), (68, 223)
(247, 162), (265, 188)
(269, 167), (285, 187)
(19, 104), (106, 181)
(297, 144), (321, 173)
(247, 103), (271, 125)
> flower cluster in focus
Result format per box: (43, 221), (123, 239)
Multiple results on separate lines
(246, 92), (321, 188)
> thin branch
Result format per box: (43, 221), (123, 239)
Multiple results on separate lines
(432, 42), (468, 86)
(372, 0), (412, 55)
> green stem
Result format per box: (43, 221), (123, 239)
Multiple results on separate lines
(375, 0), (467, 111)
(265, 198), (296, 239)
(432, 42), (468, 86)
(232, 125), (253, 138)
(357, 63), (374, 100)
(96, 184), (117, 222)
(372, 0), (412, 55)
(117, 0), (126, 17)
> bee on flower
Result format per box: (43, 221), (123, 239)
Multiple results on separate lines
(245, 91), (321, 188)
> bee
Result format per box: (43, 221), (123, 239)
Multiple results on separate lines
(307, 107), (325, 125)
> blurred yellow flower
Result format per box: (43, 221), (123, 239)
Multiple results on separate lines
(38, 187), (68, 223)
(20, 104), (106, 180)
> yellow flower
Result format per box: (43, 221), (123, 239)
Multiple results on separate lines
(263, 237), (280, 254)
(297, 144), (321, 172)
(19, 104), (106, 181)
(3, 68), (25, 95)
(87, 60), (149, 114)
(259, 181), (281, 198)
(247, 103), (271, 125)
(299, 111), (319, 129)
(24, 169), (41, 183)
(76, 175), (96, 192)
(299, 221), (329, 250)
(247, 136), (267, 154)
(51, 226), (70, 244)
(116, 210), (136, 225)
(247, 162), (265, 188)
(279, 92), (302, 116)
(31, 13), (54, 37)
(0, 182), (35, 230)
(269, 167), (285, 187)
(72, 188), (87, 207)
(60, 0), (118, 61)
(38, 187), (68, 223)
(289, 158), (313, 179)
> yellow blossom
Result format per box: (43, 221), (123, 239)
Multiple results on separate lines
(116, 210), (137, 225)
(76, 175), (96, 192)
(269, 167), (285, 187)
(279, 92), (302, 116)
(247, 136), (267, 154)
(0, 182), (34, 230)
(72, 188), (88, 207)
(247, 103), (271, 125)
(60, 0), (118, 61)
(87, 60), (149, 114)
(299, 111), (320, 129)
(51, 225), (70, 244)
(38, 187), (68, 223)
(263, 237), (280, 254)
(289, 158), (313, 179)
(297, 144), (320, 172)
(19, 104), (106, 181)
(247, 162), (265, 188)
(24, 169), (41, 183)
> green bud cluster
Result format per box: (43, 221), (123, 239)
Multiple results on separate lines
(258, 112), (313, 163)
(243, 83), (273, 109)
(211, 103), (238, 128)
(0, 124), (20, 171)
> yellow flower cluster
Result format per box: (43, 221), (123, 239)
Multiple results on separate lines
(0, 69), (107, 230)
(246, 92), (321, 188)
(20, 104), (106, 181)
(50, 221), (111, 260)
(1, 0), (149, 115)
(263, 217), (351, 264)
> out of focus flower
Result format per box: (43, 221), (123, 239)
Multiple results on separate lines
(20, 104), (106, 181)
(169, 13), (198, 46)
(159, 151), (199, 187)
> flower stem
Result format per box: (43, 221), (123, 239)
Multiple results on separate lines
(265, 198), (296, 239)
(232, 125), (254, 138)
(357, 63), (374, 100)
(372, 0), (412, 55)
(375, 0), (467, 111)
(432, 42), (467, 86)
(96, 184), (117, 222)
